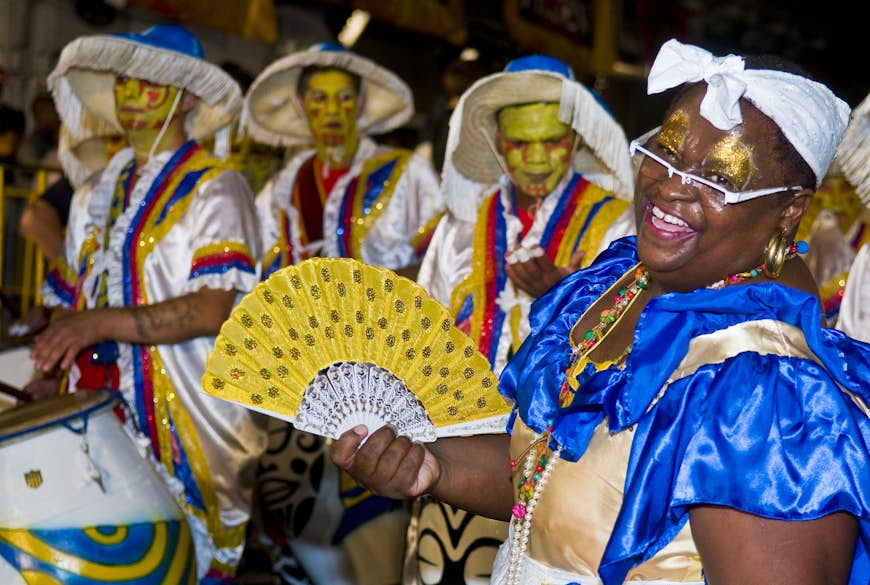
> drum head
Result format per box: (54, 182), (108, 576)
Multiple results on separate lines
(0, 390), (116, 445)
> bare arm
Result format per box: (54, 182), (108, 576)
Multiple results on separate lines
(690, 506), (857, 585)
(331, 425), (514, 521)
(19, 199), (64, 262)
(31, 287), (236, 371)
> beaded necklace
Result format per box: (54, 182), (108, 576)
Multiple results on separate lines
(707, 241), (807, 289)
(504, 244), (807, 583)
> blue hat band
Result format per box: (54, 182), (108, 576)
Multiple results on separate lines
(112, 24), (203, 59)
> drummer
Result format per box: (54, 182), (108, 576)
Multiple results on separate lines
(31, 25), (267, 583)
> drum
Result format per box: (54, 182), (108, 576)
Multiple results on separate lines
(0, 391), (197, 584)
(404, 496), (508, 585)
(0, 347), (35, 411)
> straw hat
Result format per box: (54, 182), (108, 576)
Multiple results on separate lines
(837, 91), (870, 206)
(448, 55), (633, 202)
(242, 42), (414, 147)
(47, 24), (242, 145)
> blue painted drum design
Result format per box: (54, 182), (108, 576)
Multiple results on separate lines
(0, 390), (197, 584)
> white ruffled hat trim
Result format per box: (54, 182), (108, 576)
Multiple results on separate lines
(57, 126), (112, 188)
(837, 91), (870, 206)
(47, 34), (242, 145)
(242, 45), (414, 147)
(443, 68), (633, 221)
(647, 39), (851, 188)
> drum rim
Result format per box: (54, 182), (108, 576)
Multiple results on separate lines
(0, 390), (117, 444)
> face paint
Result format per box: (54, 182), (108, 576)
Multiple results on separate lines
(496, 103), (574, 198)
(657, 109), (690, 155)
(302, 69), (360, 167)
(702, 134), (757, 191)
(113, 76), (180, 133)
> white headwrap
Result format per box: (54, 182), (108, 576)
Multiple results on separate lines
(647, 39), (851, 188)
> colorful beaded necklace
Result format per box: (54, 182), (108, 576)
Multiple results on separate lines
(505, 242), (808, 583)
(707, 241), (807, 289)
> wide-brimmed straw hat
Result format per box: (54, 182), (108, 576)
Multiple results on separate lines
(448, 55), (633, 202)
(242, 42), (414, 147)
(47, 24), (242, 145)
(837, 91), (870, 206)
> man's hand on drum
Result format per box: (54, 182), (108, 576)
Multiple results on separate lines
(506, 247), (584, 299)
(31, 309), (109, 372)
(331, 425), (442, 499)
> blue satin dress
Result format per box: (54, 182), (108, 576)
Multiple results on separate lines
(497, 237), (870, 585)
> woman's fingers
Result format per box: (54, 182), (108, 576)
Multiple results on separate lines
(330, 424), (438, 499)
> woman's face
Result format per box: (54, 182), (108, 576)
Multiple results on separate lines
(634, 84), (808, 292)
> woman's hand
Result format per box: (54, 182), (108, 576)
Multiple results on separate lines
(333, 426), (514, 520)
(331, 425), (442, 499)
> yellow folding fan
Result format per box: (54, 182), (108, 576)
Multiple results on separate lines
(203, 258), (512, 441)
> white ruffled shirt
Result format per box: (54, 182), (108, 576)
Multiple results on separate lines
(44, 145), (267, 573)
(256, 137), (444, 270)
(418, 174), (635, 374)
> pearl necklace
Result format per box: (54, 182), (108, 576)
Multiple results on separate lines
(506, 426), (561, 585)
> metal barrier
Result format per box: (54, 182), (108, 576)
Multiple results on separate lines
(0, 164), (58, 322)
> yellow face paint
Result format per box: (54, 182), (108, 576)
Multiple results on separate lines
(113, 76), (180, 134)
(497, 103), (574, 198)
(302, 69), (360, 167)
(703, 134), (757, 190)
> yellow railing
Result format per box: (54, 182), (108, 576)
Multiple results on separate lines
(0, 164), (58, 319)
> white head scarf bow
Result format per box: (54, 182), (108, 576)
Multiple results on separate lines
(647, 39), (851, 188)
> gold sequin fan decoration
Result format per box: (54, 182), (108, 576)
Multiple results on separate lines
(203, 258), (511, 441)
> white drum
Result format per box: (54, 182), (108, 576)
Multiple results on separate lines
(0, 391), (197, 583)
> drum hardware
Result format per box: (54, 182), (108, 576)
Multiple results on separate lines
(75, 420), (106, 493)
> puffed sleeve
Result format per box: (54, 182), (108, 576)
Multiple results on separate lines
(597, 330), (870, 585)
(183, 169), (260, 294)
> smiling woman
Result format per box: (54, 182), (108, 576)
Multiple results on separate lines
(331, 39), (870, 585)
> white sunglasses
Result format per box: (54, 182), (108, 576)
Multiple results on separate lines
(629, 128), (804, 204)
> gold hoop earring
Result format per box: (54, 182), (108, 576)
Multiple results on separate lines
(762, 229), (789, 279)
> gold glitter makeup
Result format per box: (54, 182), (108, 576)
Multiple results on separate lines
(704, 135), (757, 190)
(656, 109), (690, 153)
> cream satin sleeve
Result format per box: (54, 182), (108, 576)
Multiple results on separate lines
(416, 211), (475, 308)
(837, 243), (870, 343)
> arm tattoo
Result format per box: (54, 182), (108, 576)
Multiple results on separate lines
(132, 295), (198, 341)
